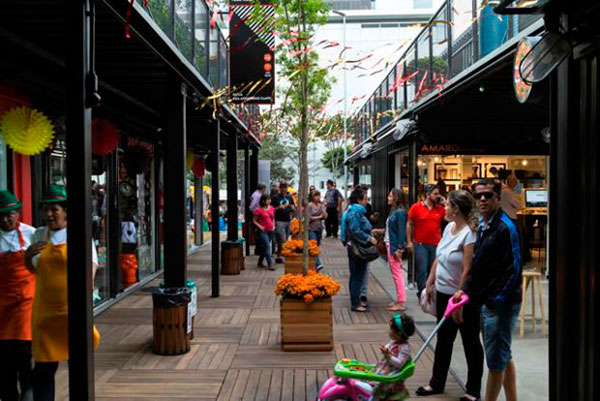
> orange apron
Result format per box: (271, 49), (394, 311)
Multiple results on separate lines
(0, 226), (35, 340)
(32, 241), (100, 362)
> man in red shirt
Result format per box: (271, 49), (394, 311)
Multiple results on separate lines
(406, 184), (445, 298)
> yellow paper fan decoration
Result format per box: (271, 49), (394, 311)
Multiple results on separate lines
(186, 150), (194, 170)
(0, 106), (55, 155)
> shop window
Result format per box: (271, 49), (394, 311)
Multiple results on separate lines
(92, 155), (110, 305)
(413, 0), (432, 8)
(119, 138), (157, 290)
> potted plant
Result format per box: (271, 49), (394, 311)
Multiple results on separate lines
(275, 271), (340, 351)
(282, 239), (320, 274)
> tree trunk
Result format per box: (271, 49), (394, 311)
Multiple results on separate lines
(299, 0), (310, 274)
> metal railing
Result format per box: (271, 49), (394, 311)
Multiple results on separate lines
(352, 0), (543, 146)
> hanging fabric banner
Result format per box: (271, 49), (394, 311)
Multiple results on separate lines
(229, 0), (275, 104)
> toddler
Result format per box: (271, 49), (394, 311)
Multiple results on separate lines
(373, 313), (416, 401)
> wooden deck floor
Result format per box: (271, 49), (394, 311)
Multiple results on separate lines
(56, 238), (463, 400)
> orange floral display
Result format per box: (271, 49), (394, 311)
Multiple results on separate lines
(281, 239), (321, 257)
(290, 218), (300, 237)
(275, 271), (340, 305)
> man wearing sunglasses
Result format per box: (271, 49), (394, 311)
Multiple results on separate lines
(453, 179), (522, 401)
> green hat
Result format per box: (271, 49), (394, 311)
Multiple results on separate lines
(0, 190), (22, 214)
(40, 185), (67, 205)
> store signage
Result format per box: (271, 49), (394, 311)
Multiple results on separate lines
(514, 38), (534, 104)
(229, 0), (275, 104)
(420, 144), (461, 154)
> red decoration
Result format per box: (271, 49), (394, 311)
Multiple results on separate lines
(92, 118), (119, 155)
(192, 157), (205, 178)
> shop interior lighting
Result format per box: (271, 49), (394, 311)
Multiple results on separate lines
(493, 0), (553, 15)
(519, 33), (572, 84)
(522, 159), (529, 166)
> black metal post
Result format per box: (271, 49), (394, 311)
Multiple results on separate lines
(66, 0), (94, 398)
(194, 173), (202, 246)
(446, 0), (453, 78)
(211, 119), (221, 297)
(250, 147), (259, 191)
(244, 145), (250, 256)
(226, 132), (238, 241)
(163, 74), (187, 288)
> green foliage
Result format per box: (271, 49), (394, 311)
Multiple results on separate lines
(321, 144), (353, 177)
(259, 135), (297, 184)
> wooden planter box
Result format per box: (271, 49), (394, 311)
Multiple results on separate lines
(280, 298), (333, 351)
(221, 241), (244, 275)
(284, 254), (316, 274)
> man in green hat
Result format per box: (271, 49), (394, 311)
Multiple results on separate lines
(0, 190), (35, 401)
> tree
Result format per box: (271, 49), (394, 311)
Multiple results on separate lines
(259, 135), (296, 184)
(321, 144), (353, 177)
(251, 0), (333, 273)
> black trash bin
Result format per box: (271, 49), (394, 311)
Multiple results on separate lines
(152, 287), (191, 355)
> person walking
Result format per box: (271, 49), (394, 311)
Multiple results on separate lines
(340, 189), (376, 312)
(324, 180), (343, 238)
(452, 180), (522, 401)
(385, 188), (408, 312)
(253, 194), (275, 270)
(0, 190), (35, 401)
(271, 182), (295, 264)
(249, 183), (266, 256)
(416, 190), (483, 401)
(406, 184), (445, 298)
(24, 185), (100, 401)
(308, 190), (327, 270)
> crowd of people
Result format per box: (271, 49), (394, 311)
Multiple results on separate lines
(248, 176), (522, 401)
(0, 185), (99, 401)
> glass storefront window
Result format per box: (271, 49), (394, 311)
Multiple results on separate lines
(92, 156), (110, 305)
(118, 138), (156, 290)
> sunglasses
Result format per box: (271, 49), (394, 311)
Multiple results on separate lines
(476, 191), (496, 200)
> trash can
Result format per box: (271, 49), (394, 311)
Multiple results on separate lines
(152, 287), (191, 355)
(159, 280), (198, 339)
(221, 240), (243, 275)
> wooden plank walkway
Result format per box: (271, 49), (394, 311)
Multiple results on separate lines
(55, 237), (463, 400)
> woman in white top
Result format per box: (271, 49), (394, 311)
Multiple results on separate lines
(416, 190), (483, 401)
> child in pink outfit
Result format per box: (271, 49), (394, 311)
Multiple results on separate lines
(385, 189), (408, 311)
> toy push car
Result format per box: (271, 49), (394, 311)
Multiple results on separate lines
(317, 294), (469, 401)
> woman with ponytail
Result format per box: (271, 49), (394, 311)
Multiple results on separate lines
(416, 190), (483, 401)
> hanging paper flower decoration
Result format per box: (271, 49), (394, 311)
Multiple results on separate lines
(124, 144), (153, 175)
(92, 118), (119, 156)
(186, 150), (195, 170)
(0, 106), (54, 155)
(192, 157), (205, 178)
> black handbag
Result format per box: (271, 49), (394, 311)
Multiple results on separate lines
(349, 241), (379, 263)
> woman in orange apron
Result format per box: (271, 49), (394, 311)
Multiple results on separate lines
(25, 185), (99, 401)
(0, 190), (35, 401)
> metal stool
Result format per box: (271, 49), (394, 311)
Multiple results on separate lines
(519, 270), (546, 339)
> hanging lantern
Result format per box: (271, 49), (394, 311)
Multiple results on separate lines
(0, 106), (54, 155)
(186, 150), (195, 170)
(92, 118), (119, 155)
(124, 144), (153, 175)
(192, 157), (206, 178)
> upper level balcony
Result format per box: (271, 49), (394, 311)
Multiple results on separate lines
(352, 0), (543, 147)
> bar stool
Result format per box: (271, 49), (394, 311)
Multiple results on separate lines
(519, 270), (546, 339)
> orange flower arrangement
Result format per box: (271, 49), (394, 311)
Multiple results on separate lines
(290, 218), (300, 237)
(281, 239), (321, 257)
(275, 271), (340, 305)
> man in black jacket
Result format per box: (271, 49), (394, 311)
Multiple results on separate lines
(453, 179), (521, 401)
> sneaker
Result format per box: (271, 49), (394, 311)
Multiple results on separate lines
(316, 265), (324, 272)
(257, 261), (266, 268)
(268, 265), (276, 271)
(275, 257), (284, 264)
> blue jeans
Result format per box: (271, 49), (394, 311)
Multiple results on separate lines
(481, 302), (521, 371)
(347, 246), (369, 309)
(415, 243), (437, 297)
(308, 230), (323, 267)
(258, 231), (274, 266)
(275, 221), (290, 257)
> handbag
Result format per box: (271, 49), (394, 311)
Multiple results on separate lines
(349, 241), (380, 263)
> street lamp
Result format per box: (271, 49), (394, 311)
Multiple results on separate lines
(332, 9), (348, 198)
